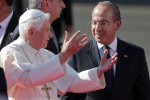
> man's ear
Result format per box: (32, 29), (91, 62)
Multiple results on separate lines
(115, 20), (122, 31)
(41, 0), (48, 8)
(28, 28), (34, 36)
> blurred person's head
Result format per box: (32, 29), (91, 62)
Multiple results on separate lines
(19, 9), (52, 50)
(28, 0), (66, 23)
(0, 0), (14, 9)
(91, 1), (122, 45)
(0, 0), (14, 21)
(5, 0), (14, 6)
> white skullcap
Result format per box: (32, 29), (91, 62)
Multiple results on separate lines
(19, 9), (50, 24)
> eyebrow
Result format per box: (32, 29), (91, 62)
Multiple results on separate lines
(92, 20), (109, 23)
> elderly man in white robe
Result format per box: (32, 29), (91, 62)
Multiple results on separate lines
(0, 9), (118, 100)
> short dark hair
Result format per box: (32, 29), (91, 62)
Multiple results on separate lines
(6, 0), (14, 6)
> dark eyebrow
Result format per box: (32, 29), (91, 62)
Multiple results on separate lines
(92, 19), (109, 23)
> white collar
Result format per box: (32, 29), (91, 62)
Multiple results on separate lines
(97, 37), (117, 52)
(17, 37), (42, 55)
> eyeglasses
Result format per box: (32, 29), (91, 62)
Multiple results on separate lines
(89, 21), (109, 28)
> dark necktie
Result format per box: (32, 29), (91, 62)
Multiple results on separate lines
(103, 45), (114, 94)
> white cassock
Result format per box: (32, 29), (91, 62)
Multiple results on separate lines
(0, 38), (105, 100)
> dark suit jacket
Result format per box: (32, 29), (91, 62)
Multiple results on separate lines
(0, 67), (8, 100)
(52, 0), (73, 41)
(61, 38), (150, 100)
(0, 12), (19, 50)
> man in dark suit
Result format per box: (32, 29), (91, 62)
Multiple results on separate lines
(0, 0), (19, 50)
(61, 1), (150, 100)
(52, 0), (73, 43)
(0, 67), (8, 100)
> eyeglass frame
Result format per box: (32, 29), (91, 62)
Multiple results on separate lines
(89, 19), (120, 28)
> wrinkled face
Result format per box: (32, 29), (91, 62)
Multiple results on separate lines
(91, 5), (121, 45)
(45, 0), (66, 22)
(31, 20), (52, 49)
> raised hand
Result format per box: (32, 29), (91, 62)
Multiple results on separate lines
(97, 50), (118, 77)
(59, 30), (88, 65)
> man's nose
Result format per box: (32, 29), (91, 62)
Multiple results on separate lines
(61, 1), (66, 9)
(95, 23), (103, 31)
(49, 31), (53, 38)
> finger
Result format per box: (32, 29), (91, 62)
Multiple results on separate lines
(79, 36), (88, 45)
(100, 49), (108, 65)
(111, 53), (118, 59)
(105, 53), (118, 69)
(76, 34), (87, 42)
(75, 34), (88, 46)
(63, 31), (69, 43)
(69, 30), (81, 43)
(111, 57), (118, 65)
(107, 57), (118, 70)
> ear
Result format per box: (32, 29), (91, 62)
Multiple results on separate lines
(115, 20), (122, 31)
(41, 0), (48, 8)
(40, 0), (50, 11)
(28, 28), (34, 36)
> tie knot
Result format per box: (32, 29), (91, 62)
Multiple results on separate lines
(103, 45), (110, 50)
(103, 45), (111, 59)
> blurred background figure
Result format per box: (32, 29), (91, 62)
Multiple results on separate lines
(12, 0), (28, 16)
(0, 67), (8, 100)
(0, 0), (19, 50)
(52, 0), (73, 46)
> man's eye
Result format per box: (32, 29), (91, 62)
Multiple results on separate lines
(101, 22), (108, 26)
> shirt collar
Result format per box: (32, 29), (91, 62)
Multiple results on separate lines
(17, 37), (40, 55)
(97, 37), (117, 52)
(0, 10), (13, 30)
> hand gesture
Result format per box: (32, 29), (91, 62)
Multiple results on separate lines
(97, 50), (118, 77)
(59, 30), (88, 65)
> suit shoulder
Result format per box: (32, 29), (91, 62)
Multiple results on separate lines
(119, 39), (144, 52)
(73, 40), (96, 55)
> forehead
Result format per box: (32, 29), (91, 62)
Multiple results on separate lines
(92, 5), (114, 20)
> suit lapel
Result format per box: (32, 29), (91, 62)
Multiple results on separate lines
(0, 12), (19, 50)
(86, 40), (100, 68)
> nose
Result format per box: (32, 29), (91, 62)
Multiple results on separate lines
(95, 23), (103, 31)
(61, 1), (66, 9)
(49, 31), (53, 39)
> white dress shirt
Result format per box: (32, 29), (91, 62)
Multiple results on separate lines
(0, 37), (106, 100)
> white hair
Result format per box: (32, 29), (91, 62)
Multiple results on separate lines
(19, 9), (50, 36)
(28, 0), (42, 9)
